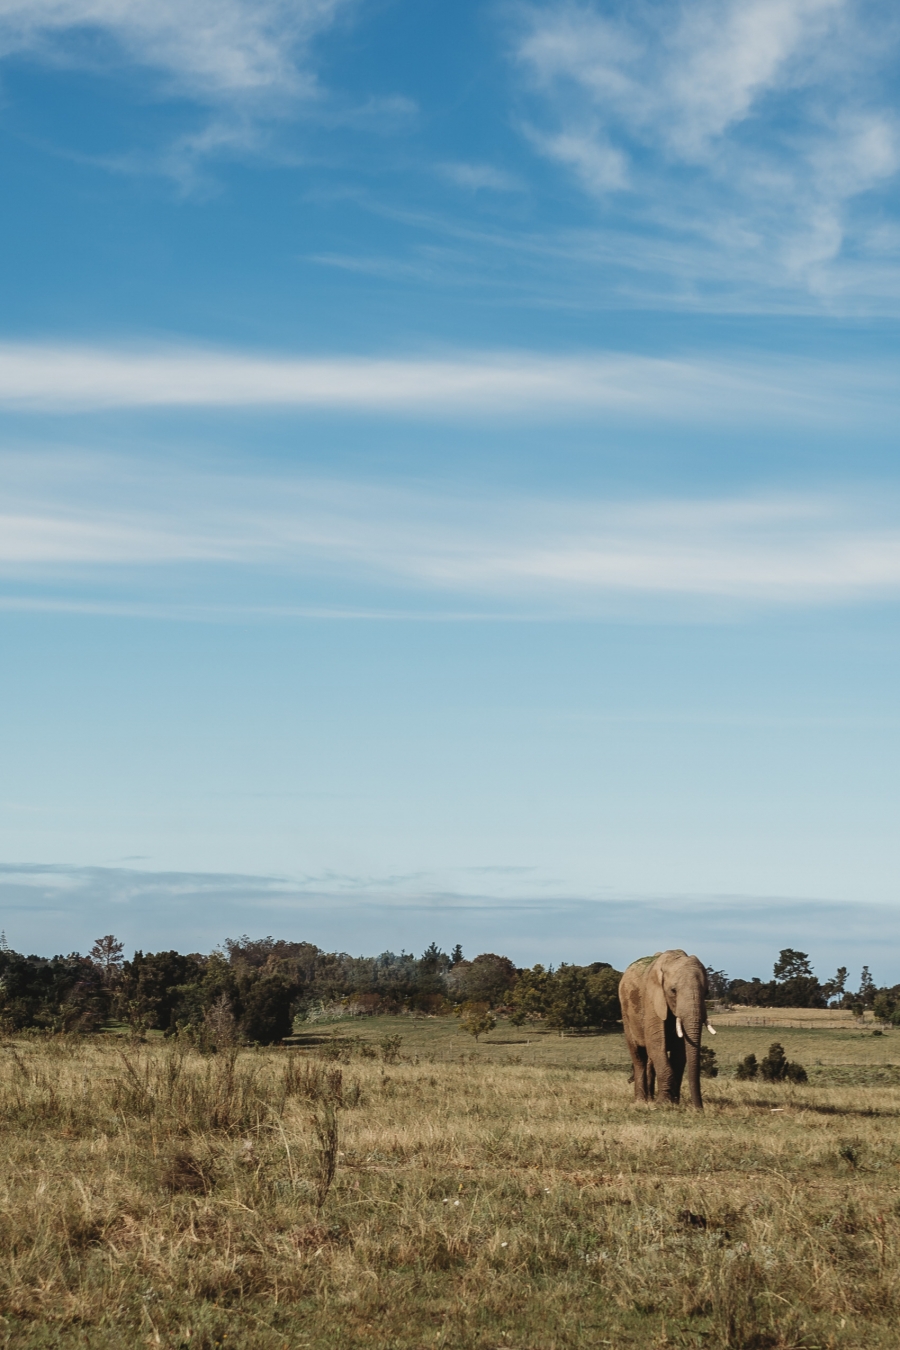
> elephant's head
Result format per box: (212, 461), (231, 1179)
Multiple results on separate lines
(650, 950), (712, 1109)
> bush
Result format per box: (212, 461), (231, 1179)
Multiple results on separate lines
(760, 1042), (807, 1084)
(238, 976), (293, 1044)
(455, 1003), (496, 1040)
(699, 1046), (718, 1078)
(735, 1053), (758, 1080)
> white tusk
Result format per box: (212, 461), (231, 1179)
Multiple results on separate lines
(675, 1017), (684, 1038)
(706, 1023), (716, 1035)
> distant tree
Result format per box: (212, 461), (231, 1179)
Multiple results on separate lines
(822, 966), (848, 1004)
(773, 949), (813, 980)
(858, 966), (876, 1006)
(420, 942), (444, 973)
(508, 964), (552, 1025)
(545, 964), (591, 1031)
(728, 977), (773, 1007)
(0, 948), (110, 1033)
(116, 950), (205, 1032)
(455, 1003), (496, 1041)
(585, 965), (622, 1025)
(451, 953), (517, 1007)
(769, 975), (826, 1009)
(705, 967), (730, 1000)
(508, 963), (621, 1029)
(90, 935), (125, 982)
(449, 944), (464, 967)
(238, 975), (293, 1044)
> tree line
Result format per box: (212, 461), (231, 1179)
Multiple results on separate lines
(0, 935), (897, 1045)
(708, 948), (900, 1019)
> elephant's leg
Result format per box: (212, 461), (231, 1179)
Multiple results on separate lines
(647, 1060), (656, 1100)
(666, 1024), (686, 1104)
(647, 1016), (675, 1102)
(627, 1042), (651, 1101)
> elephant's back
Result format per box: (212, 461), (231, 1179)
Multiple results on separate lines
(622, 952), (661, 978)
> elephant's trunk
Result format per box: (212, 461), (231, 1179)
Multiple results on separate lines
(682, 1011), (704, 1110)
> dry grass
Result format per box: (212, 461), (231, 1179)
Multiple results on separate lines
(1, 1023), (899, 1349)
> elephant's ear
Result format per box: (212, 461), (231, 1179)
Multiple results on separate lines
(650, 963), (669, 1022)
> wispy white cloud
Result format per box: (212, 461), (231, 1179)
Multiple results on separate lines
(4, 448), (900, 609)
(0, 0), (353, 176)
(1, 340), (898, 420)
(0, 0), (342, 99)
(438, 161), (524, 192)
(512, 0), (900, 303)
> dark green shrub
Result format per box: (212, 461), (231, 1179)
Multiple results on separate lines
(699, 1046), (718, 1078)
(238, 976), (293, 1044)
(735, 1053), (758, 1080)
(760, 1042), (807, 1083)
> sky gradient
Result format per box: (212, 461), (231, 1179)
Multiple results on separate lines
(2, 0), (900, 983)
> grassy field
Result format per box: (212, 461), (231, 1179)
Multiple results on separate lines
(1, 1016), (899, 1350)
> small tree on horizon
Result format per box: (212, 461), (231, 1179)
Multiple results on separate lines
(858, 966), (876, 1005)
(89, 935), (125, 982)
(773, 949), (813, 980)
(823, 966), (848, 1003)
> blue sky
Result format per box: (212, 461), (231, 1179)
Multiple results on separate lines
(2, 0), (900, 982)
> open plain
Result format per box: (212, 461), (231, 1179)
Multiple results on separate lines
(1, 1016), (899, 1350)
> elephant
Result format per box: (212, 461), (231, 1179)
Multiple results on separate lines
(618, 950), (715, 1110)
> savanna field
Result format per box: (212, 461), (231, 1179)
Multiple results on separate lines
(2, 1015), (899, 1350)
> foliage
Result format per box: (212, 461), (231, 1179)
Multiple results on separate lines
(773, 948), (813, 980)
(508, 962), (621, 1030)
(705, 967), (730, 1000)
(455, 1003), (496, 1040)
(873, 986), (900, 1025)
(858, 965), (876, 1005)
(735, 1053), (758, 1080)
(759, 1042), (808, 1084)
(822, 965), (848, 1002)
(446, 953), (517, 1007)
(89, 935), (125, 979)
(379, 1034), (402, 1064)
(699, 1046), (718, 1078)
(0, 949), (110, 1033)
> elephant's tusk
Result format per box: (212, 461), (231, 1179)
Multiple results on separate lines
(675, 1017), (684, 1038)
(706, 1023), (716, 1035)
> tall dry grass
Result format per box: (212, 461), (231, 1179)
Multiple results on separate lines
(0, 1030), (898, 1348)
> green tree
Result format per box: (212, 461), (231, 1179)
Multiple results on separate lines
(452, 953), (517, 1007)
(89, 935), (125, 983)
(858, 966), (876, 1006)
(507, 964), (552, 1025)
(585, 964), (622, 1024)
(546, 964), (590, 1031)
(455, 1003), (496, 1040)
(705, 967), (730, 1000)
(822, 966), (848, 1003)
(773, 949), (813, 980)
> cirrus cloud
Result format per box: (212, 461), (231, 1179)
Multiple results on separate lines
(511, 0), (900, 304)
